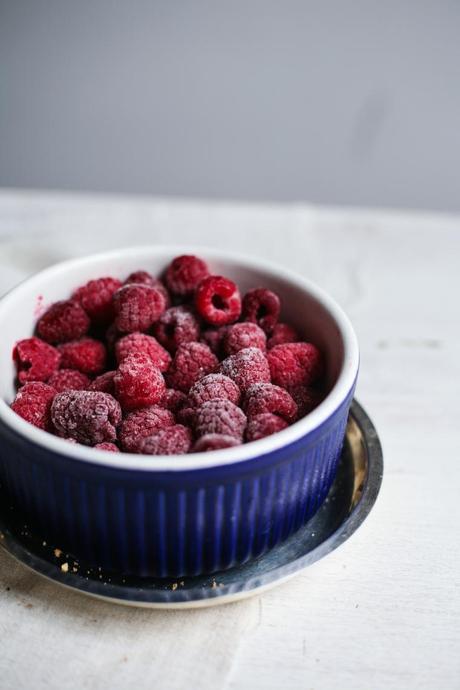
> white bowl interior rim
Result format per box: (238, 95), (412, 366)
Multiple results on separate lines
(0, 246), (359, 471)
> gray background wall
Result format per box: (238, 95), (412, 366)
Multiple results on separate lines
(1, 1), (459, 211)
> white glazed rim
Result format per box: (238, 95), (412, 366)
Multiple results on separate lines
(0, 246), (359, 471)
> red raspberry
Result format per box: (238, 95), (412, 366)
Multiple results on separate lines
(192, 434), (241, 452)
(48, 369), (90, 393)
(195, 276), (241, 326)
(113, 284), (166, 333)
(37, 300), (90, 344)
(125, 272), (171, 307)
(243, 383), (297, 422)
(165, 255), (209, 297)
(94, 442), (120, 452)
(288, 385), (323, 419)
(72, 277), (122, 324)
(242, 288), (280, 334)
(176, 405), (196, 428)
(139, 425), (192, 455)
(167, 342), (218, 393)
(152, 306), (200, 352)
(159, 388), (188, 413)
(89, 370), (116, 395)
(51, 391), (122, 445)
(267, 323), (300, 349)
(14, 337), (61, 384)
(115, 333), (171, 372)
(200, 327), (228, 356)
(119, 405), (175, 452)
(223, 322), (267, 356)
(58, 338), (106, 375)
(267, 343), (323, 388)
(114, 353), (166, 410)
(11, 382), (56, 430)
(195, 399), (246, 440)
(188, 373), (241, 408)
(245, 413), (288, 442)
(219, 347), (271, 392)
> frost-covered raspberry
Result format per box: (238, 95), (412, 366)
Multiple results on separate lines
(72, 277), (122, 324)
(165, 255), (209, 297)
(223, 322), (267, 356)
(51, 391), (121, 445)
(139, 425), (192, 455)
(58, 337), (106, 375)
(167, 342), (218, 392)
(188, 373), (241, 408)
(176, 405), (197, 428)
(152, 306), (200, 352)
(243, 383), (297, 422)
(159, 388), (188, 413)
(119, 405), (175, 452)
(192, 434), (241, 452)
(37, 300), (90, 344)
(14, 337), (61, 384)
(267, 322), (300, 349)
(11, 382), (56, 430)
(267, 342), (323, 388)
(125, 272), (171, 307)
(94, 442), (120, 452)
(195, 276), (241, 326)
(115, 333), (171, 372)
(113, 284), (166, 333)
(114, 353), (165, 410)
(200, 327), (228, 355)
(245, 413), (288, 442)
(89, 370), (116, 395)
(242, 288), (280, 334)
(219, 347), (271, 392)
(48, 369), (90, 393)
(195, 399), (246, 440)
(288, 385), (323, 419)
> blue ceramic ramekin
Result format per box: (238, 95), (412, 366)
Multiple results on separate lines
(0, 247), (359, 577)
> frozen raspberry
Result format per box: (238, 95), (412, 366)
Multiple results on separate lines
(152, 307), (200, 353)
(243, 383), (297, 422)
(219, 347), (271, 392)
(72, 277), (122, 324)
(14, 337), (61, 384)
(89, 370), (116, 395)
(94, 442), (120, 452)
(113, 284), (166, 333)
(195, 399), (246, 440)
(51, 391), (121, 445)
(192, 434), (241, 452)
(188, 373), (241, 408)
(11, 382), (56, 430)
(48, 369), (90, 393)
(200, 327), (228, 356)
(245, 413), (288, 442)
(223, 322), (267, 356)
(195, 275), (242, 326)
(125, 272), (171, 307)
(167, 342), (218, 393)
(119, 405), (175, 452)
(139, 425), (192, 455)
(58, 337), (106, 375)
(37, 300), (90, 344)
(288, 385), (323, 419)
(242, 288), (280, 334)
(267, 323), (300, 349)
(114, 353), (165, 410)
(267, 342), (323, 388)
(159, 388), (188, 413)
(176, 405), (196, 428)
(115, 333), (171, 372)
(165, 255), (209, 297)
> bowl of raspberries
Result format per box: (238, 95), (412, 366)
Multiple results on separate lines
(0, 247), (359, 577)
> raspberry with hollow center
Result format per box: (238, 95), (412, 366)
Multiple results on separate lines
(192, 434), (241, 452)
(115, 332), (171, 372)
(37, 300), (90, 344)
(14, 337), (61, 384)
(267, 322), (300, 349)
(223, 322), (267, 356)
(51, 390), (122, 445)
(152, 306), (200, 353)
(267, 342), (323, 389)
(188, 373), (241, 408)
(48, 369), (90, 393)
(125, 272), (171, 307)
(165, 255), (209, 297)
(195, 399), (247, 440)
(113, 284), (166, 333)
(245, 413), (288, 442)
(195, 276), (242, 326)
(288, 385), (323, 419)
(11, 382), (56, 430)
(114, 353), (166, 410)
(242, 288), (280, 334)
(119, 405), (175, 452)
(243, 383), (297, 422)
(72, 277), (122, 324)
(94, 442), (120, 452)
(89, 370), (116, 395)
(219, 347), (271, 392)
(58, 337), (106, 375)
(139, 425), (192, 455)
(167, 342), (218, 392)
